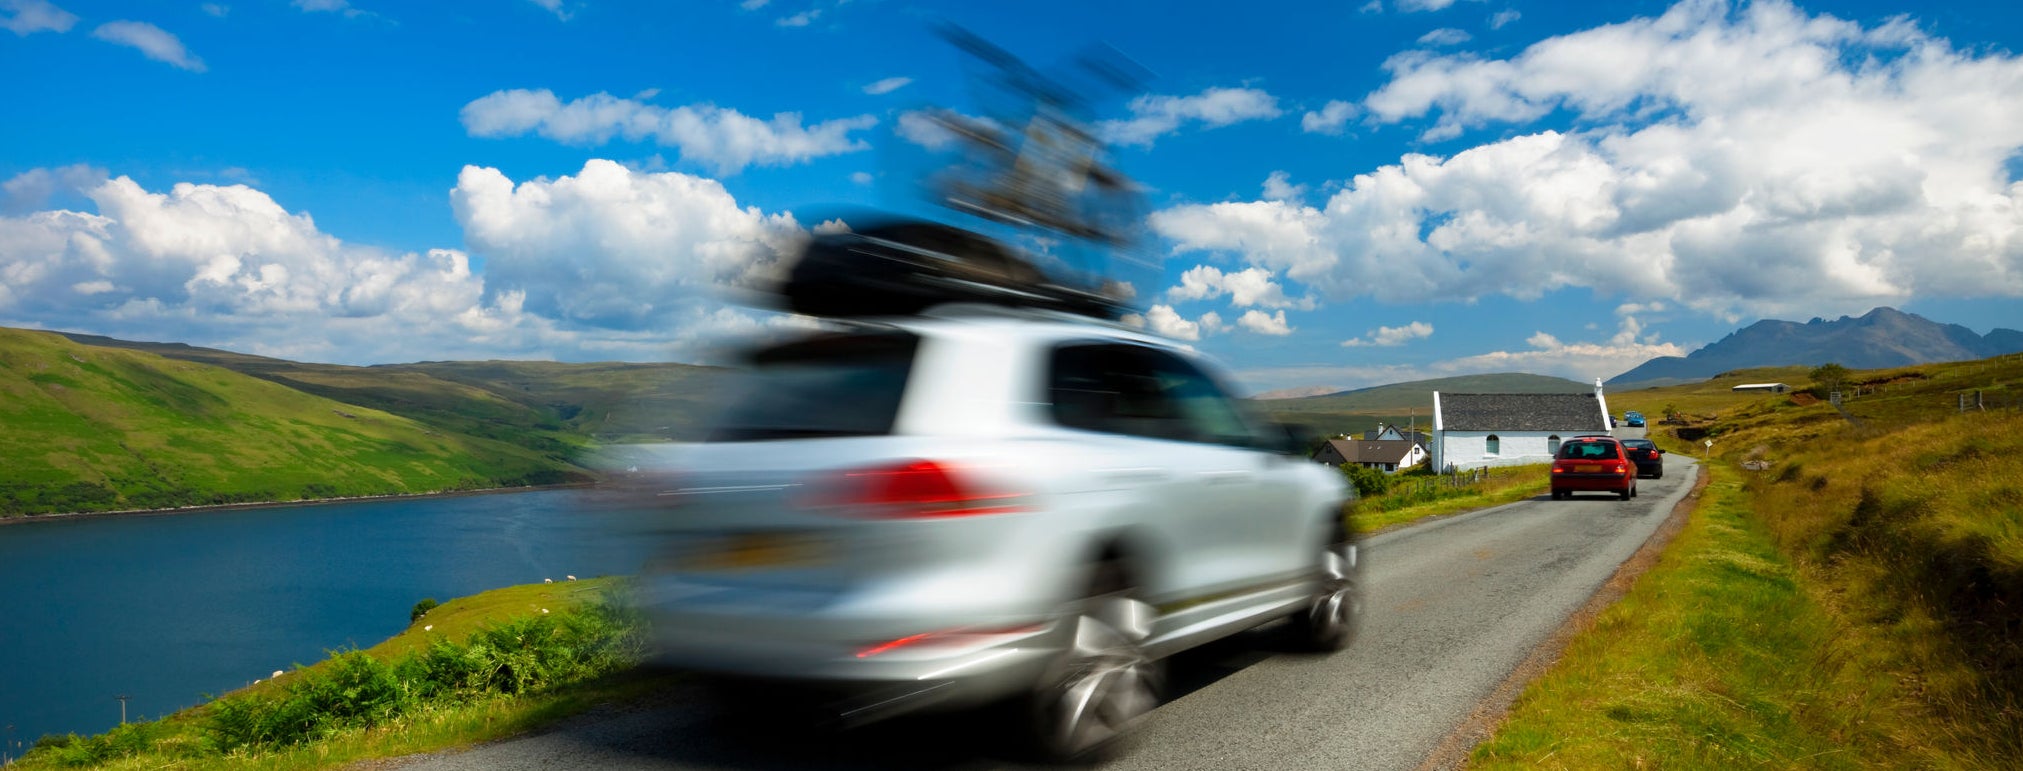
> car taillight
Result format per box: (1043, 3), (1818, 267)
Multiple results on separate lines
(803, 460), (1027, 518)
(1613, 463), (1626, 473)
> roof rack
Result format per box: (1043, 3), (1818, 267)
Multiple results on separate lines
(770, 220), (1134, 321)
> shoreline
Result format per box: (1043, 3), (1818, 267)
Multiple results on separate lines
(0, 482), (599, 527)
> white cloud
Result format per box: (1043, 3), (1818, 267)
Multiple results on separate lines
(776, 9), (818, 27)
(202, 3), (228, 18)
(451, 159), (807, 328)
(1301, 100), (1355, 134)
(1262, 171), (1305, 202)
(1397, 0), (1477, 11)
(1238, 309), (1292, 335)
(460, 89), (876, 175)
(1418, 28), (1472, 46)
(3, 164), (107, 212)
(92, 21), (204, 71)
(1120, 304), (1215, 341)
(0, 161), (835, 364)
(1441, 315), (1686, 383)
(1489, 9), (1520, 28)
(863, 77), (912, 95)
(849, 171), (873, 185)
(1100, 87), (1283, 147)
(1155, 1), (2023, 323)
(1168, 265), (1308, 309)
(812, 218), (850, 234)
(527, 0), (573, 20)
(0, 173), (531, 363)
(2, 0), (76, 35)
(740, 0), (768, 9)
(1341, 320), (1433, 347)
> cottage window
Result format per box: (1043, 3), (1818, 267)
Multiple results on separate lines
(1547, 434), (1561, 454)
(1486, 434), (1500, 454)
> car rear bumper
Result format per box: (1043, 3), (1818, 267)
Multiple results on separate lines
(638, 586), (1065, 722)
(1551, 474), (1632, 492)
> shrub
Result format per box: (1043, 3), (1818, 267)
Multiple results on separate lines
(1337, 464), (1392, 497)
(410, 598), (439, 624)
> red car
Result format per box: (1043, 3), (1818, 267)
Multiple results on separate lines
(1550, 436), (1638, 500)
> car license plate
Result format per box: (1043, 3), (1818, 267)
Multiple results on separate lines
(686, 533), (824, 572)
(1575, 464), (1600, 473)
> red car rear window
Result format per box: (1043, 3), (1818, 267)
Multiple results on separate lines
(1556, 440), (1618, 460)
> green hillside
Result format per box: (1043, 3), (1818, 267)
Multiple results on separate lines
(54, 331), (727, 445)
(0, 329), (584, 517)
(1257, 372), (1588, 425)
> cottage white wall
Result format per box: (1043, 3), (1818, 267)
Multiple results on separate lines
(1433, 430), (1579, 471)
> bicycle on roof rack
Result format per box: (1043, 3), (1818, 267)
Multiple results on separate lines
(767, 28), (1152, 322)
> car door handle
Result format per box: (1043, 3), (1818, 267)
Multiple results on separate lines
(1101, 467), (1170, 483)
(1198, 470), (1252, 484)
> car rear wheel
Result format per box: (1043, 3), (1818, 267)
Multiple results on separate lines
(1619, 484), (1633, 501)
(1287, 523), (1361, 652)
(1025, 565), (1159, 762)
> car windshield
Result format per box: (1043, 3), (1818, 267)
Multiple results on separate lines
(1556, 440), (1618, 460)
(708, 331), (919, 441)
(1622, 439), (1657, 450)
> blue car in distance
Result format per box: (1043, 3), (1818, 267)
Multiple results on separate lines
(1624, 410), (1646, 427)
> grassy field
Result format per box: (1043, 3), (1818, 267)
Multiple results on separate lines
(1474, 353), (2023, 768)
(56, 330), (729, 446)
(1346, 463), (1552, 534)
(10, 579), (670, 770)
(0, 328), (584, 517)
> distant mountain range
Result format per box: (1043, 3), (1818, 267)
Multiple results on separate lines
(1609, 307), (2023, 387)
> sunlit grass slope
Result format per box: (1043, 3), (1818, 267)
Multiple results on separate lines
(0, 328), (584, 517)
(55, 330), (729, 446)
(1476, 353), (2023, 767)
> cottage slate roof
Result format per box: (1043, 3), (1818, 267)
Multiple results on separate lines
(1322, 438), (1419, 464)
(1439, 392), (1607, 432)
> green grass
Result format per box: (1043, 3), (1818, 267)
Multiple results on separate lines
(1475, 354), (2023, 768)
(10, 579), (667, 771)
(0, 328), (584, 517)
(1469, 473), (1960, 769)
(1348, 463), (1551, 534)
(54, 330), (729, 445)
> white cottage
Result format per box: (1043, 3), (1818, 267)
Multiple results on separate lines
(1430, 380), (1613, 472)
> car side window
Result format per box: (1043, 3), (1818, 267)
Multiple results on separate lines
(1138, 349), (1262, 449)
(1047, 343), (1260, 447)
(1048, 344), (1189, 441)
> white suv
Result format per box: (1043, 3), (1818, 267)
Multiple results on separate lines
(620, 304), (1359, 759)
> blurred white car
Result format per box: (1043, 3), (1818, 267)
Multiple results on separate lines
(617, 225), (1360, 759)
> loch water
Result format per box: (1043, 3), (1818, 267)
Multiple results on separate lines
(0, 488), (653, 752)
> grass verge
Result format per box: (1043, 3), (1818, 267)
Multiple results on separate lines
(1350, 463), (1551, 535)
(1468, 469), (2006, 769)
(12, 579), (665, 770)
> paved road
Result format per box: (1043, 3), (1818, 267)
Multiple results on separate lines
(391, 455), (1697, 771)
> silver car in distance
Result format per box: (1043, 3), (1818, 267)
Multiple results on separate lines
(623, 304), (1360, 760)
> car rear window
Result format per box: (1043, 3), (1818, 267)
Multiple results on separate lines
(1556, 439), (1619, 460)
(708, 331), (918, 441)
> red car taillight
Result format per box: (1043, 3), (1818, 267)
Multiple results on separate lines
(1613, 463), (1627, 474)
(802, 460), (1027, 518)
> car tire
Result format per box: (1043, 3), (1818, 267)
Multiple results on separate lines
(1287, 521), (1362, 652)
(1619, 485), (1632, 501)
(1023, 563), (1160, 762)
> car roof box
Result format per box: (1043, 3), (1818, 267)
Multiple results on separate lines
(774, 221), (1130, 320)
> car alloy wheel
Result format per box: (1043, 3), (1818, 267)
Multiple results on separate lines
(1292, 536), (1362, 651)
(1031, 573), (1159, 760)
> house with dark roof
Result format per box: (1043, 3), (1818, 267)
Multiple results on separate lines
(1314, 438), (1427, 473)
(1430, 380), (1613, 471)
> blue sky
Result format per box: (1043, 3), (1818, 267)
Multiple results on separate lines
(4, 0), (2022, 394)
